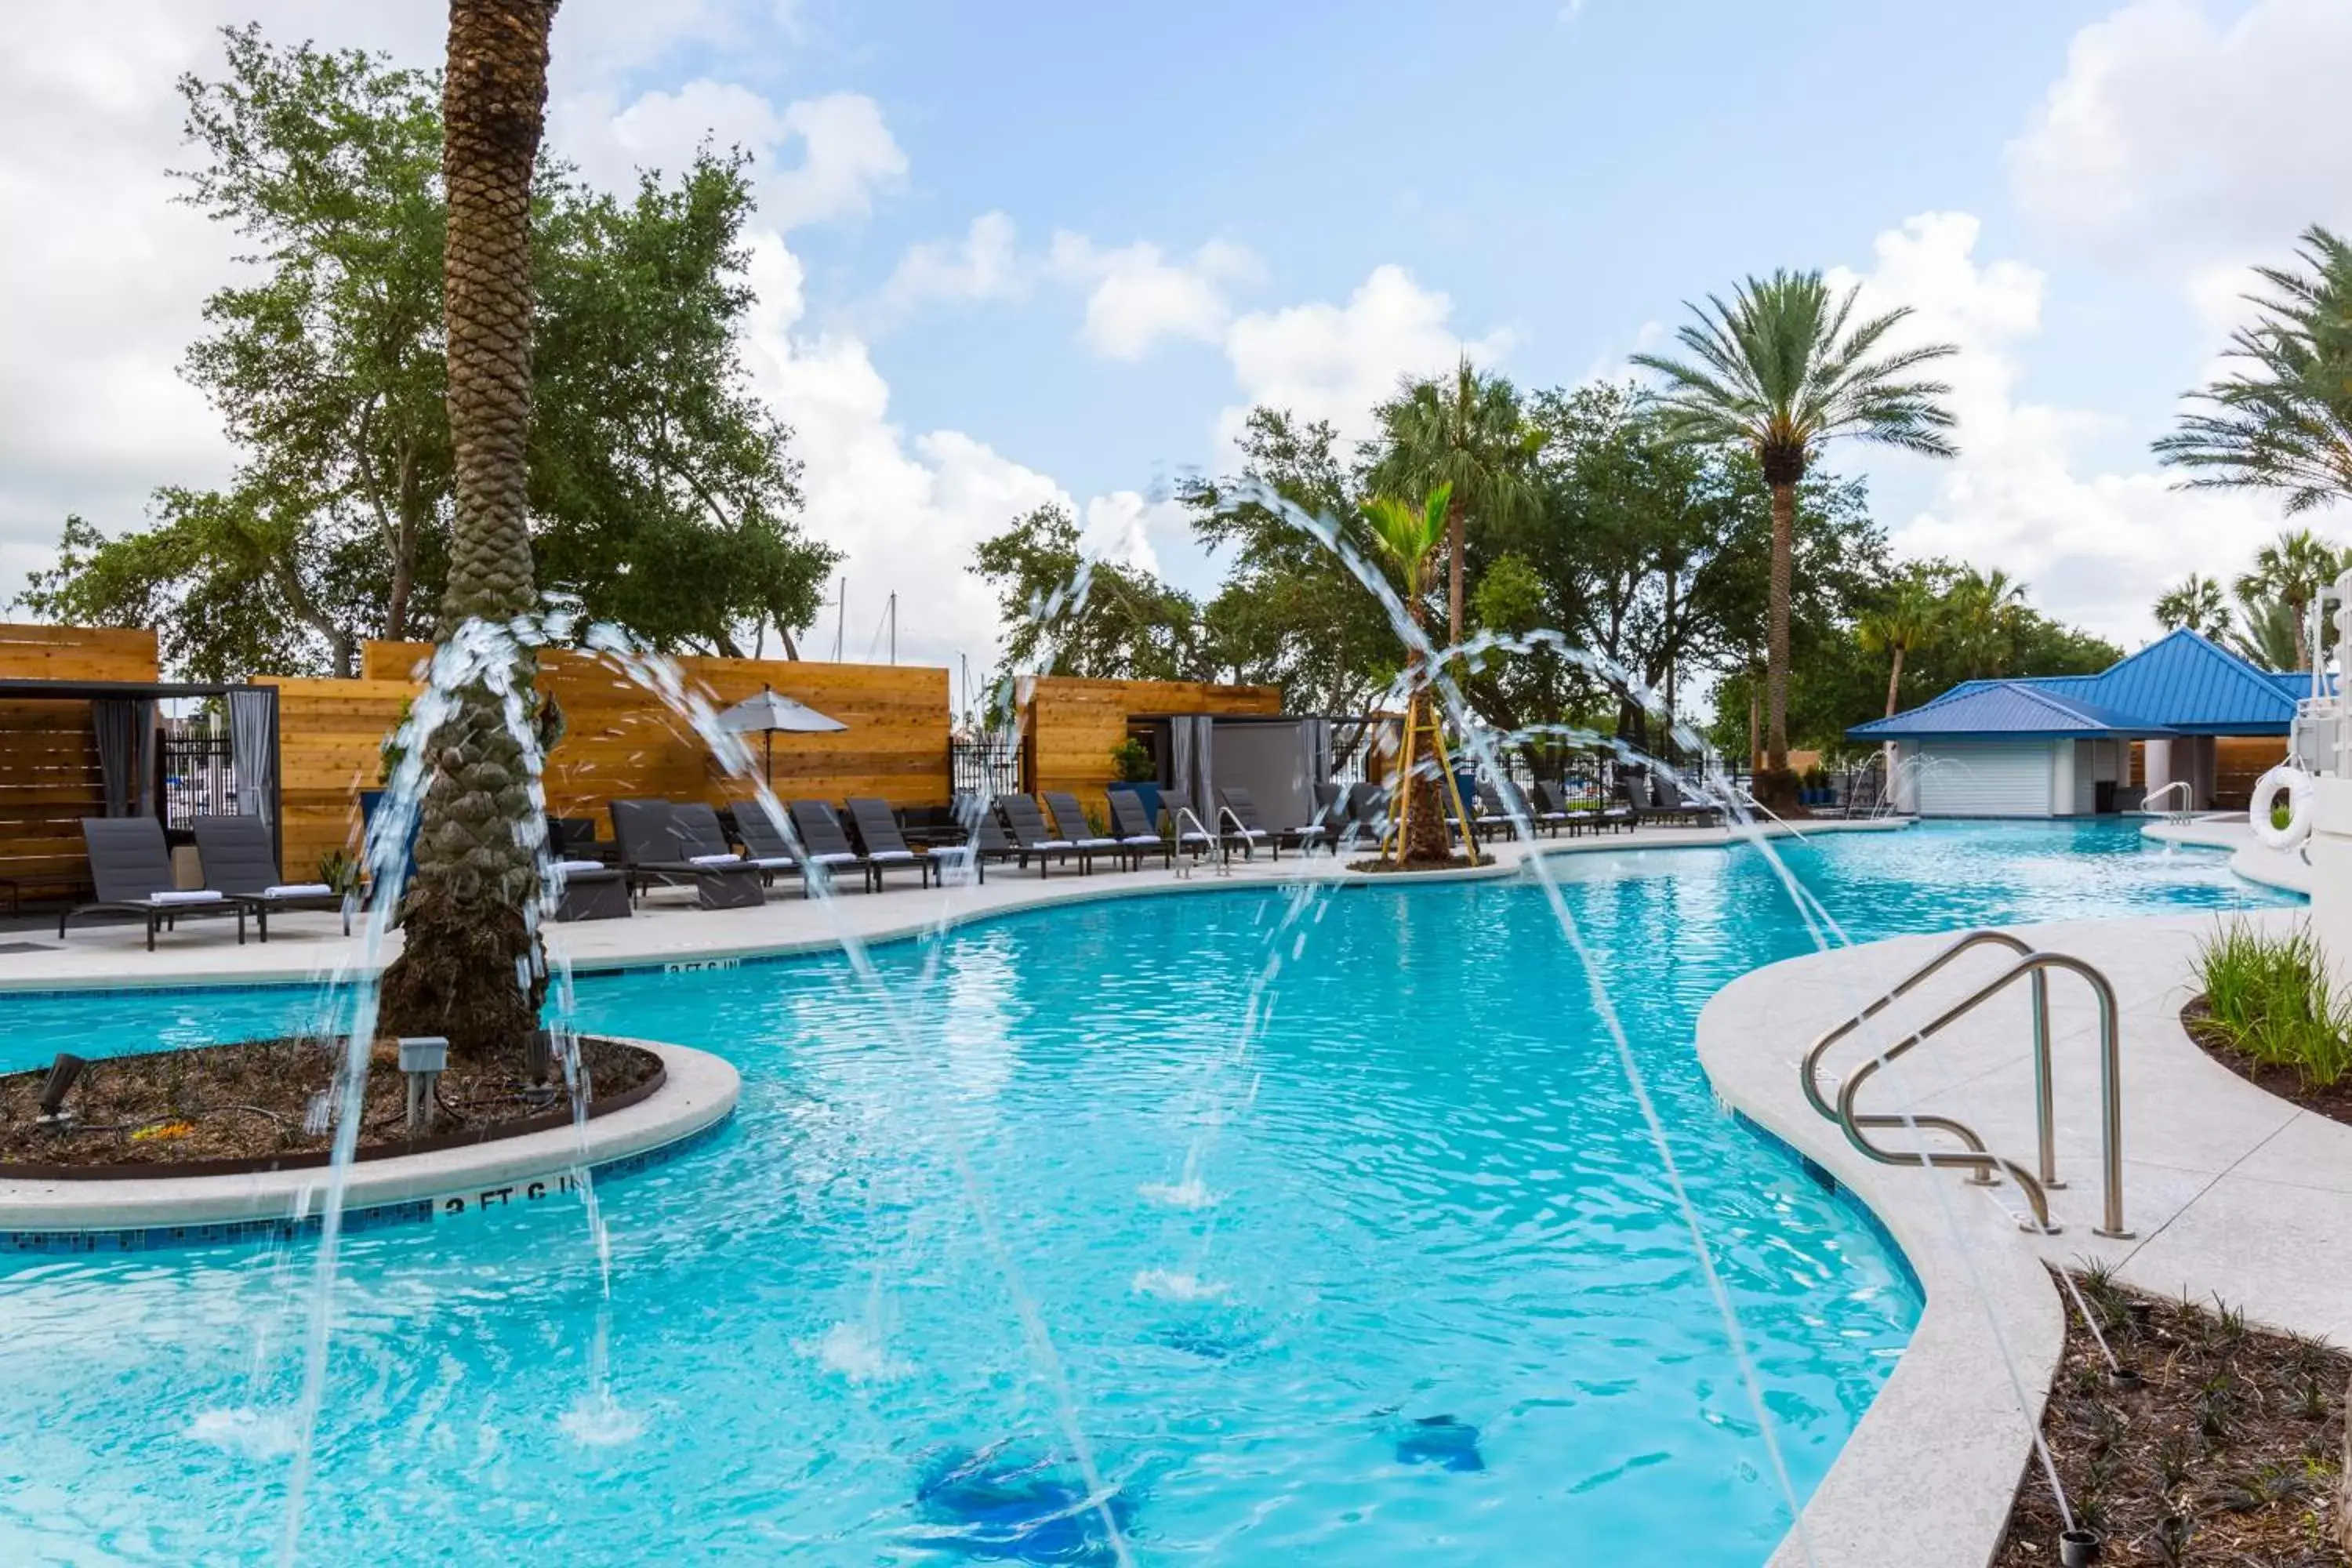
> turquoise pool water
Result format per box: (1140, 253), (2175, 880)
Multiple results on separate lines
(0, 821), (2292, 1565)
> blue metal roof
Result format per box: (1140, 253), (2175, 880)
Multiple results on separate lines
(1849, 629), (2299, 742)
(1849, 681), (2180, 741)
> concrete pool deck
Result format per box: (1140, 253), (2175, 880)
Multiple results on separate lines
(1700, 905), (2352, 1567)
(0, 815), (1906, 993)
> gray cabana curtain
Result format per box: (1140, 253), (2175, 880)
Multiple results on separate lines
(91, 699), (156, 818)
(1299, 718), (1332, 793)
(1192, 717), (1219, 822)
(227, 688), (277, 827)
(1169, 717), (1195, 823)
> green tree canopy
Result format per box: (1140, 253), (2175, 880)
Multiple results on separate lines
(971, 504), (1209, 681)
(14, 25), (834, 678)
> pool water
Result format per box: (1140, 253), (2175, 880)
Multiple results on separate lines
(0, 822), (2290, 1565)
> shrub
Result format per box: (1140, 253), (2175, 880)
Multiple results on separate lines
(1109, 737), (1156, 783)
(2197, 923), (2352, 1087)
(2271, 802), (2292, 831)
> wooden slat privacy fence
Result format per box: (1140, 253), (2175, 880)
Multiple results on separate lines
(0, 624), (161, 888)
(273, 644), (952, 880)
(1022, 675), (1283, 818)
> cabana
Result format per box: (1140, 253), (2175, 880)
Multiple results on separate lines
(1850, 630), (2304, 816)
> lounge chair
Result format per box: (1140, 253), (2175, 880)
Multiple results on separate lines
(62, 817), (246, 950)
(728, 802), (815, 891)
(1643, 773), (1722, 826)
(546, 815), (613, 866)
(1472, 781), (1526, 841)
(1552, 779), (1629, 835)
(1043, 792), (1131, 871)
(847, 797), (964, 886)
(548, 855), (632, 921)
(994, 794), (1088, 876)
(787, 800), (881, 891)
(1338, 782), (1391, 852)
(609, 799), (765, 909)
(1220, 786), (1329, 857)
(192, 814), (349, 938)
(1104, 787), (1173, 869)
(956, 795), (1023, 877)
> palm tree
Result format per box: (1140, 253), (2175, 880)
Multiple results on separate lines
(1943, 567), (2030, 679)
(2227, 593), (2303, 672)
(2151, 572), (2234, 639)
(1856, 572), (1940, 719)
(2154, 226), (2352, 515)
(1362, 483), (1455, 866)
(2232, 528), (2347, 668)
(1633, 271), (1958, 793)
(379, 0), (561, 1058)
(1374, 358), (1536, 650)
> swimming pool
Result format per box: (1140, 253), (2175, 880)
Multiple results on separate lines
(0, 821), (2291, 1564)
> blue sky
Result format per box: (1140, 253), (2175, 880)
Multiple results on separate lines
(2, 0), (2347, 680)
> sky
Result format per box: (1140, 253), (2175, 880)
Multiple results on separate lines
(2, 0), (2349, 689)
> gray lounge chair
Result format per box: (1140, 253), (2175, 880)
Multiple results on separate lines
(953, 794), (1022, 877)
(847, 797), (963, 886)
(788, 800), (879, 891)
(62, 817), (246, 950)
(1156, 788), (1233, 861)
(728, 802), (815, 892)
(609, 799), (764, 909)
(192, 814), (349, 938)
(1043, 792), (1129, 870)
(1104, 787), (1173, 869)
(1472, 781), (1526, 841)
(1220, 785), (1327, 857)
(1547, 779), (1628, 834)
(994, 794), (1087, 876)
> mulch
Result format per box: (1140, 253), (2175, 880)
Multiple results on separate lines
(1996, 1269), (2348, 1566)
(2182, 995), (2352, 1127)
(0, 1034), (659, 1169)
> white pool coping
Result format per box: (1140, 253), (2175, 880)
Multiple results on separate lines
(0, 816), (1909, 994)
(0, 1038), (739, 1243)
(1700, 906), (2352, 1567)
(2139, 812), (2313, 895)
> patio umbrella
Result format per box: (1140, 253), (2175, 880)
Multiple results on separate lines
(717, 684), (847, 786)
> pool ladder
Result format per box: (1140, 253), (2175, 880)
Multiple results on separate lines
(1798, 930), (2132, 1239)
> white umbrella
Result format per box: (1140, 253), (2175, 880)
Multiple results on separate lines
(717, 684), (847, 785)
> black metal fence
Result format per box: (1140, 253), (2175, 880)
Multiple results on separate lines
(949, 733), (1022, 800)
(159, 716), (240, 829)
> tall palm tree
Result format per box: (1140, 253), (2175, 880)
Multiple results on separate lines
(2154, 226), (2352, 516)
(2227, 593), (2303, 672)
(1374, 358), (1536, 650)
(1855, 572), (1940, 719)
(1633, 271), (1958, 791)
(2232, 528), (2347, 668)
(379, 0), (561, 1058)
(2151, 572), (2234, 640)
(1363, 483), (1455, 866)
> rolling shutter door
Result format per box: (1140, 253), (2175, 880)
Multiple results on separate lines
(1914, 742), (2053, 817)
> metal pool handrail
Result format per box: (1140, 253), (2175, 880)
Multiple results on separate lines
(2143, 779), (2193, 822)
(1170, 805), (1228, 878)
(1831, 950), (2132, 1240)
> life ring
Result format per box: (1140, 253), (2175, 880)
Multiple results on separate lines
(2249, 764), (2314, 850)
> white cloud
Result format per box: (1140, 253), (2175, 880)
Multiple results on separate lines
(1218, 263), (1510, 452)
(2009, 0), (2352, 275)
(873, 210), (1027, 322)
(1050, 234), (1261, 360)
(1835, 212), (2279, 644)
(557, 83), (906, 230)
(1080, 491), (1192, 582)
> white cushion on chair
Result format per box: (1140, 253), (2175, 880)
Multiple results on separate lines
(151, 890), (226, 905)
(689, 852), (745, 866)
(263, 882), (334, 898)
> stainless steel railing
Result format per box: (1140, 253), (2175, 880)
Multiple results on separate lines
(1801, 932), (2131, 1239)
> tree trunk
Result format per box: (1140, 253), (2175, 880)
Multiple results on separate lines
(1884, 643), (1906, 719)
(387, 443), (423, 642)
(2337, 1389), (2351, 1556)
(1402, 685), (1452, 866)
(378, 0), (560, 1061)
(1445, 493), (1465, 649)
(1748, 681), (1760, 775)
(1767, 480), (1795, 771)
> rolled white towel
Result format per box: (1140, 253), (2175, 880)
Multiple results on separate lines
(554, 860), (607, 876)
(689, 852), (745, 866)
(811, 851), (861, 866)
(751, 856), (797, 869)
(150, 890), (226, 905)
(262, 882), (334, 898)
(869, 849), (916, 862)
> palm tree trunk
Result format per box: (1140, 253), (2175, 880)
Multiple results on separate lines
(1402, 688), (1451, 866)
(1445, 494), (1465, 649)
(2338, 1407), (2352, 1556)
(1766, 480), (1795, 773)
(378, 0), (560, 1060)
(1884, 642), (1905, 719)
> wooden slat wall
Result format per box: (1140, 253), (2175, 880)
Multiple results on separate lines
(0, 625), (162, 887)
(1023, 675), (1284, 817)
(2215, 735), (2287, 809)
(273, 644), (951, 879)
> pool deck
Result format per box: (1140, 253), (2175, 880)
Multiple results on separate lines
(2139, 811), (2313, 894)
(0, 815), (1907, 993)
(1700, 905), (2352, 1567)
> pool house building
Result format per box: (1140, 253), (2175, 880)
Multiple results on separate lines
(1848, 629), (2308, 818)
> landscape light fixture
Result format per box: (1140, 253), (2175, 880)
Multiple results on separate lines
(37, 1053), (85, 1124)
(397, 1036), (448, 1136)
